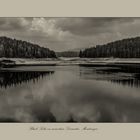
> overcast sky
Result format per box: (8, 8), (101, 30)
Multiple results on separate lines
(0, 17), (140, 51)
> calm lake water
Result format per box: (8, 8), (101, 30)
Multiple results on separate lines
(0, 65), (140, 122)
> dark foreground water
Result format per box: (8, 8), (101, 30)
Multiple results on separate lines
(0, 65), (140, 122)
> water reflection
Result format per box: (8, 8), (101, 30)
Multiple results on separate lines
(79, 65), (140, 88)
(110, 78), (140, 88)
(0, 66), (140, 122)
(0, 71), (54, 88)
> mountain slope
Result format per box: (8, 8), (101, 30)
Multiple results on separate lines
(80, 37), (140, 58)
(0, 36), (56, 58)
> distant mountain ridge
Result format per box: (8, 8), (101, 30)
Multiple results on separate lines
(56, 47), (86, 57)
(56, 51), (79, 57)
(80, 37), (140, 58)
(67, 47), (85, 52)
(0, 36), (56, 58)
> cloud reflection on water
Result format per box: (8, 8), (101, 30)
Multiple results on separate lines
(0, 66), (140, 122)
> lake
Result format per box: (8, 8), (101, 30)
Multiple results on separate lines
(0, 65), (140, 122)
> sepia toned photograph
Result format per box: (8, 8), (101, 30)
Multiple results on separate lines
(0, 17), (140, 123)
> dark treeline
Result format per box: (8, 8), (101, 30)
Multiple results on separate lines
(56, 51), (79, 57)
(0, 36), (56, 58)
(79, 37), (140, 58)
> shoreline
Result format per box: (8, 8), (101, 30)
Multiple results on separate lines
(1, 57), (140, 68)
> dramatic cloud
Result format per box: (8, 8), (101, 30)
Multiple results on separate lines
(0, 17), (140, 51)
